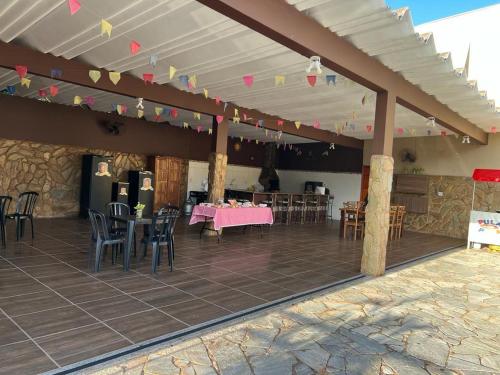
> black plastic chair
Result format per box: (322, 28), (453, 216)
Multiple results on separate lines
(0, 196), (12, 248)
(6, 192), (38, 241)
(158, 205), (180, 259)
(107, 202), (137, 257)
(88, 209), (126, 272)
(150, 214), (176, 273)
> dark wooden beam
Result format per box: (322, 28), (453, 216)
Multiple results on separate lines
(196, 0), (488, 145)
(0, 41), (362, 149)
(372, 91), (396, 156)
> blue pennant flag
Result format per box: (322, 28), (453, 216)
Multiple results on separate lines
(178, 75), (189, 87)
(50, 68), (62, 79)
(326, 75), (336, 86)
(6, 85), (16, 95)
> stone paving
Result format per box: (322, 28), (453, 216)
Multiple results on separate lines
(85, 248), (500, 375)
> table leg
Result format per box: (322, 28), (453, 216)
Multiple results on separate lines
(339, 210), (345, 237)
(124, 219), (135, 271)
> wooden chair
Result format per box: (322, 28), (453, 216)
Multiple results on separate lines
(389, 205), (406, 240)
(343, 201), (365, 240)
(291, 194), (306, 224)
(274, 193), (291, 224)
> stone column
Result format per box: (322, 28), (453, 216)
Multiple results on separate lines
(361, 155), (394, 276)
(361, 90), (395, 276)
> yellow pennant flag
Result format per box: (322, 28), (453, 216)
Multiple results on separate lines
(116, 105), (123, 115)
(89, 70), (101, 83)
(255, 139), (259, 144)
(193, 112), (201, 120)
(233, 117), (240, 124)
(109, 71), (121, 85)
(154, 107), (163, 116)
(188, 75), (197, 88)
(101, 19), (112, 38)
(169, 66), (177, 80)
(275, 75), (285, 86)
(234, 108), (239, 117)
(294, 121), (301, 130)
(208, 128), (213, 135)
(183, 122), (189, 129)
(265, 129), (268, 136)
(203, 88), (208, 99)
(137, 109), (144, 118)
(74, 96), (82, 105)
(240, 136), (244, 142)
(20, 77), (31, 88)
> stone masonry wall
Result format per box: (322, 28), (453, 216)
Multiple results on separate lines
(0, 138), (147, 217)
(404, 175), (500, 239)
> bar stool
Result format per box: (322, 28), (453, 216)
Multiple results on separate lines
(274, 193), (291, 224)
(291, 194), (306, 224)
(317, 195), (328, 223)
(304, 194), (319, 223)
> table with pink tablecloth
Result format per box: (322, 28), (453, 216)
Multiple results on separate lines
(189, 205), (274, 231)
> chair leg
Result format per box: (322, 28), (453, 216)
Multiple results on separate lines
(0, 223), (5, 248)
(151, 242), (159, 273)
(95, 239), (103, 272)
(167, 243), (173, 272)
(111, 245), (116, 265)
(30, 216), (35, 239)
(15, 217), (20, 241)
(343, 223), (347, 239)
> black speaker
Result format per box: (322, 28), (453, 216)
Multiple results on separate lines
(112, 182), (130, 205)
(128, 171), (154, 216)
(80, 154), (113, 217)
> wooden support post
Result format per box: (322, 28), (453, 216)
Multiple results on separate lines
(361, 91), (395, 276)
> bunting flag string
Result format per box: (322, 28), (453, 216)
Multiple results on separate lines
(73, 96), (82, 105)
(89, 70), (101, 83)
(295, 121), (301, 130)
(306, 75), (317, 87)
(15, 65), (28, 79)
(129, 40), (141, 55)
(154, 107), (163, 116)
(243, 75), (254, 87)
(49, 85), (58, 97)
(20, 78), (31, 88)
(169, 66), (177, 80)
(196, 126), (202, 133)
(101, 19), (112, 38)
(68, 0), (81, 15)
(109, 71), (121, 85)
(143, 73), (154, 84)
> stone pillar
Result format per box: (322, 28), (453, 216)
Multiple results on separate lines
(361, 155), (394, 276)
(361, 90), (395, 276)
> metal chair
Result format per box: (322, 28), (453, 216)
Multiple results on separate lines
(88, 209), (126, 272)
(158, 205), (180, 260)
(6, 192), (38, 241)
(150, 213), (176, 273)
(107, 202), (136, 256)
(0, 196), (12, 248)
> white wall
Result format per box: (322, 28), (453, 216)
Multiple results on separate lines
(276, 170), (361, 220)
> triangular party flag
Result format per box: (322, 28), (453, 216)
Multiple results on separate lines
(154, 107), (163, 116)
(243, 75), (254, 87)
(101, 19), (112, 38)
(215, 96), (221, 105)
(232, 117), (240, 124)
(178, 75), (189, 87)
(326, 75), (336, 86)
(6, 85), (15, 95)
(149, 54), (158, 67)
(170, 109), (178, 118)
(193, 112), (201, 120)
(73, 96), (82, 105)
(240, 136), (244, 142)
(130, 40), (141, 55)
(136, 97), (144, 110)
(335, 124), (342, 135)
(223, 102), (228, 112)
(169, 66), (177, 80)
(427, 130), (432, 136)
(203, 88), (208, 99)
(491, 126), (497, 134)
(295, 121), (301, 130)
(265, 129), (268, 136)
(38, 89), (47, 97)
(68, 0), (81, 15)
(234, 108), (239, 117)
(84, 96), (95, 106)
(216, 115), (224, 125)
(137, 109), (144, 118)
(256, 140), (259, 145)
(275, 75), (285, 86)
(277, 119), (284, 127)
(183, 122), (189, 129)
(89, 70), (101, 83)
(196, 126), (202, 133)
(50, 68), (62, 79)
(409, 128), (417, 136)
(49, 85), (58, 97)
(20, 78), (31, 88)
(277, 130), (283, 139)
(313, 120), (320, 129)
(257, 119), (264, 128)
(143, 73), (154, 84)
(366, 125), (372, 133)
(243, 113), (249, 121)
(441, 130), (447, 136)
(116, 105), (123, 114)
(306, 75), (317, 87)
(109, 71), (121, 85)
(15, 65), (28, 79)
(188, 75), (197, 88)
(208, 128), (213, 135)
(397, 127), (404, 135)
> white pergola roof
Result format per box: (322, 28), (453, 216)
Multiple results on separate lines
(0, 0), (497, 142)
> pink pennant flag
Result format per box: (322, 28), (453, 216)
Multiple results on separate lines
(143, 73), (154, 84)
(313, 120), (320, 129)
(38, 89), (47, 97)
(154, 115), (162, 122)
(306, 75), (317, 87)
(277, 119), (284, 127)
(491, 126), (497, 134)
(68, 0), (81, 15)
(243, 75), (254, 87)
(243, 113), (248, 121)
(366, 125), (373, 133)
(49, 85), (59, 97)
(441, 130), (447, 136)
(170, 109), (178, 118)
(397, 127), (404, 135)
(130, 41), (141, 55)
(15, 65), (28, 79)
(196, 126), (202, 133)
(215, 96), (221, 105)
(216, 115), (224, 125)
(84, 96), (95, 106)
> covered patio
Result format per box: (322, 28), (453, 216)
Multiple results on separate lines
(0, 0), (498, 374)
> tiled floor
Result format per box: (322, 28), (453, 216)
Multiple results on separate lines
(0, 218), (464, 374)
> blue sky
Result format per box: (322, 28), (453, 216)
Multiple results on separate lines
(385, 0), (500, 25)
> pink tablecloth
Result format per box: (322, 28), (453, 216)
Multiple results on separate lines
(189, 205), (274, 231)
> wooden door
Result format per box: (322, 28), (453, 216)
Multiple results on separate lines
(360, 165), (370, 201)
(154, 157), (170, 211)
(151, 156), (182, 210)
(165, 158), (181, 207)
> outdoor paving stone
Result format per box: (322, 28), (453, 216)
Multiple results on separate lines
(407, 332), (450, 367)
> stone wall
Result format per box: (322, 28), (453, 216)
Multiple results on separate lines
(403, 175), (500, 239)
(0, 138), (147, 217)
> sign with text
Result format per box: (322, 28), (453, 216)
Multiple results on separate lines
(468, 210), (500, 247)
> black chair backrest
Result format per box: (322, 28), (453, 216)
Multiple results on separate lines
(16, 192), (38, 216)
(0, 196), (12, 222)
(107, 202), (130, 217)
(158, 206), (180, 234)
(151, 214), (176, 243)
(88, 209), (111, 241)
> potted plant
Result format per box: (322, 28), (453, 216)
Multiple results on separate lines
(134, 203), (146, 218)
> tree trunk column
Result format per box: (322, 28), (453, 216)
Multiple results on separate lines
(361, 155), (394, 276)
(207, 152), (228, 203)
